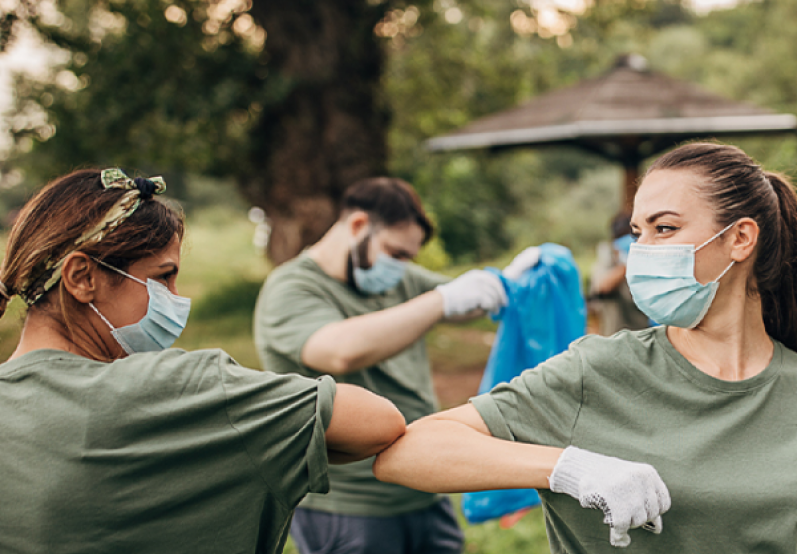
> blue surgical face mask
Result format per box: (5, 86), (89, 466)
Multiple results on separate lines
(625, 221), (736, 329)
(351, 232), (407, 295)
(613, 234), (636, 264)
(89, 260), (191, 355)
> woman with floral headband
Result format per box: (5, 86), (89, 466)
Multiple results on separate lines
(0, 169), (405, 554)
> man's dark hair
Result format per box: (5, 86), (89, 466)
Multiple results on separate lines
(341, 177), (434, 244)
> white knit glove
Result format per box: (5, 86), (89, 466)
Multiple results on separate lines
(549, 446), (671, 548)
(503, 246), (541, 280)
(435, 269), (508, 317)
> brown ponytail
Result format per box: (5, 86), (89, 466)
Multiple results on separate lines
(647, 142), (797, 350)
(761, 172), (797, 350)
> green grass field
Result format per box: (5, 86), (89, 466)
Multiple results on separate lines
(0, 205), (552, 553)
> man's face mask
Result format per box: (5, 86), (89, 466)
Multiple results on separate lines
(89, 259), (191, 355)
(625, 221), (736, 329)
(349, 229), (407, 295)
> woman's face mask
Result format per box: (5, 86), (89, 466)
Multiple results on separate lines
(89, 259), (191, 355)
(625, 221), (736, 329)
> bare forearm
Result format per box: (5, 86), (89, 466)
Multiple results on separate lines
(373, 418), (563, 493)
(303, 291), (445, 374)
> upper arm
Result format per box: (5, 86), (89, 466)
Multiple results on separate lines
(255, 273), (344, 368)
(325, 384), (406, 460)
(470, 341), (586, 448)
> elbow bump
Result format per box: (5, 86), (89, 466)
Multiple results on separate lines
(386, 410), (407, 443)
(373, 409), (406, 456)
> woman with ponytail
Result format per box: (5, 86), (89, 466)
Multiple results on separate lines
(0, 169), (404, 554)
(374, 142), (797, 553)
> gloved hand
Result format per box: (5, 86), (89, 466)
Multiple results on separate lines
(435, 269), (508, 318)
(549, 446), (671, 548)
(503, 246), (541, 280)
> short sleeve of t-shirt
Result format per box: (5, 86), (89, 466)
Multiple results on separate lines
(471, 338), (585, 448)
(257, 268), (345, 367)
(216, 353), (337, 508)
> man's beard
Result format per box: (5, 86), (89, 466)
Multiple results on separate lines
(347, 234), (371, 291)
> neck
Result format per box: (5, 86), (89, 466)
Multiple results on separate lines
(307, 223), (350, 282)
(10, 307), (114, 361)
(667, 286), (772, 381)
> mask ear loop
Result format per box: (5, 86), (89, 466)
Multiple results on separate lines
(695, 221), (738, 283)
(88, 302), (116, 331)
(92, 257), (147, 287)
(695, 221), (737, 251)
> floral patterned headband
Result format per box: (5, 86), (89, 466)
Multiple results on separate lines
(16, 168), (166, 306)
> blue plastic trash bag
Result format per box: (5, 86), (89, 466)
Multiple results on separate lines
(460, 243), (586, 524)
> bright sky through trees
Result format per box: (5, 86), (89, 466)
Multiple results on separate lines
(0, 0), (743, 152)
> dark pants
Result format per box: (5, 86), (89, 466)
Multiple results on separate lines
(290, 498), (464, 554)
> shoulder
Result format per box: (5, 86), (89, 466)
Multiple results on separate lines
(566, 327), (662, 374)
(265, 254), (322, 288)
(259, 255), (337, 311)
(116, 348), (331, 399)
(109, 348), (231, 385)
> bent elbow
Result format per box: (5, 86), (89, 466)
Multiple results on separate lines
(368, 407), (406, 456)
(384, 409), (407, 446)
(325, 352), (365, 375)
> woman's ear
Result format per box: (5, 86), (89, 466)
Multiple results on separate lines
(60, 252), (97, 304)
(730, 217), (759, 263)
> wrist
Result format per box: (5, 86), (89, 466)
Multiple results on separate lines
(428, 289), (446, 320)
(549, 446), (590, 498)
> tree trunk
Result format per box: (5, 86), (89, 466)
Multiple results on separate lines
(246, 0), (389, 265)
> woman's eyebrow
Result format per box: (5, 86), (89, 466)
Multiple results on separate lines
(646, 210), (680, 224)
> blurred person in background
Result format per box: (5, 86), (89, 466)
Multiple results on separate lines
(254, 176), (541, 554)
(590, 212), (650, 335)
(374, 142), (797, 552)
(0, 169), (405, 554)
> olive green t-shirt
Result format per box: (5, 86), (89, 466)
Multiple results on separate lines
(472, 326), (797, 553)
(0, 348), (335, 554)
(254, 253), (448, 516)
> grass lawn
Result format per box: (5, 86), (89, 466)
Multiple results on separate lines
(0, 205), (552, 553)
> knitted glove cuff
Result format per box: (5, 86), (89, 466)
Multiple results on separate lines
(549, 446), (592, 498)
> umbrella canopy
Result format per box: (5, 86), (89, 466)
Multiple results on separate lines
(427, 54), (797, 210)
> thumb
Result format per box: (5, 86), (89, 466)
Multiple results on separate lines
(610, 527), (631, 548)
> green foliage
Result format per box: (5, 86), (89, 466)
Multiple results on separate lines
(190, 277), (262, 320)
(13, 0), (266, 190)
(6, 0), (797, 265)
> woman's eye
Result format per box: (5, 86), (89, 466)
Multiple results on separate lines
(656, 225), (677, 233)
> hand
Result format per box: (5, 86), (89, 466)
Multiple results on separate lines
(435, 270), (508, 318)
(503, 246), (541, 280)
(549, 446), (671, 548)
